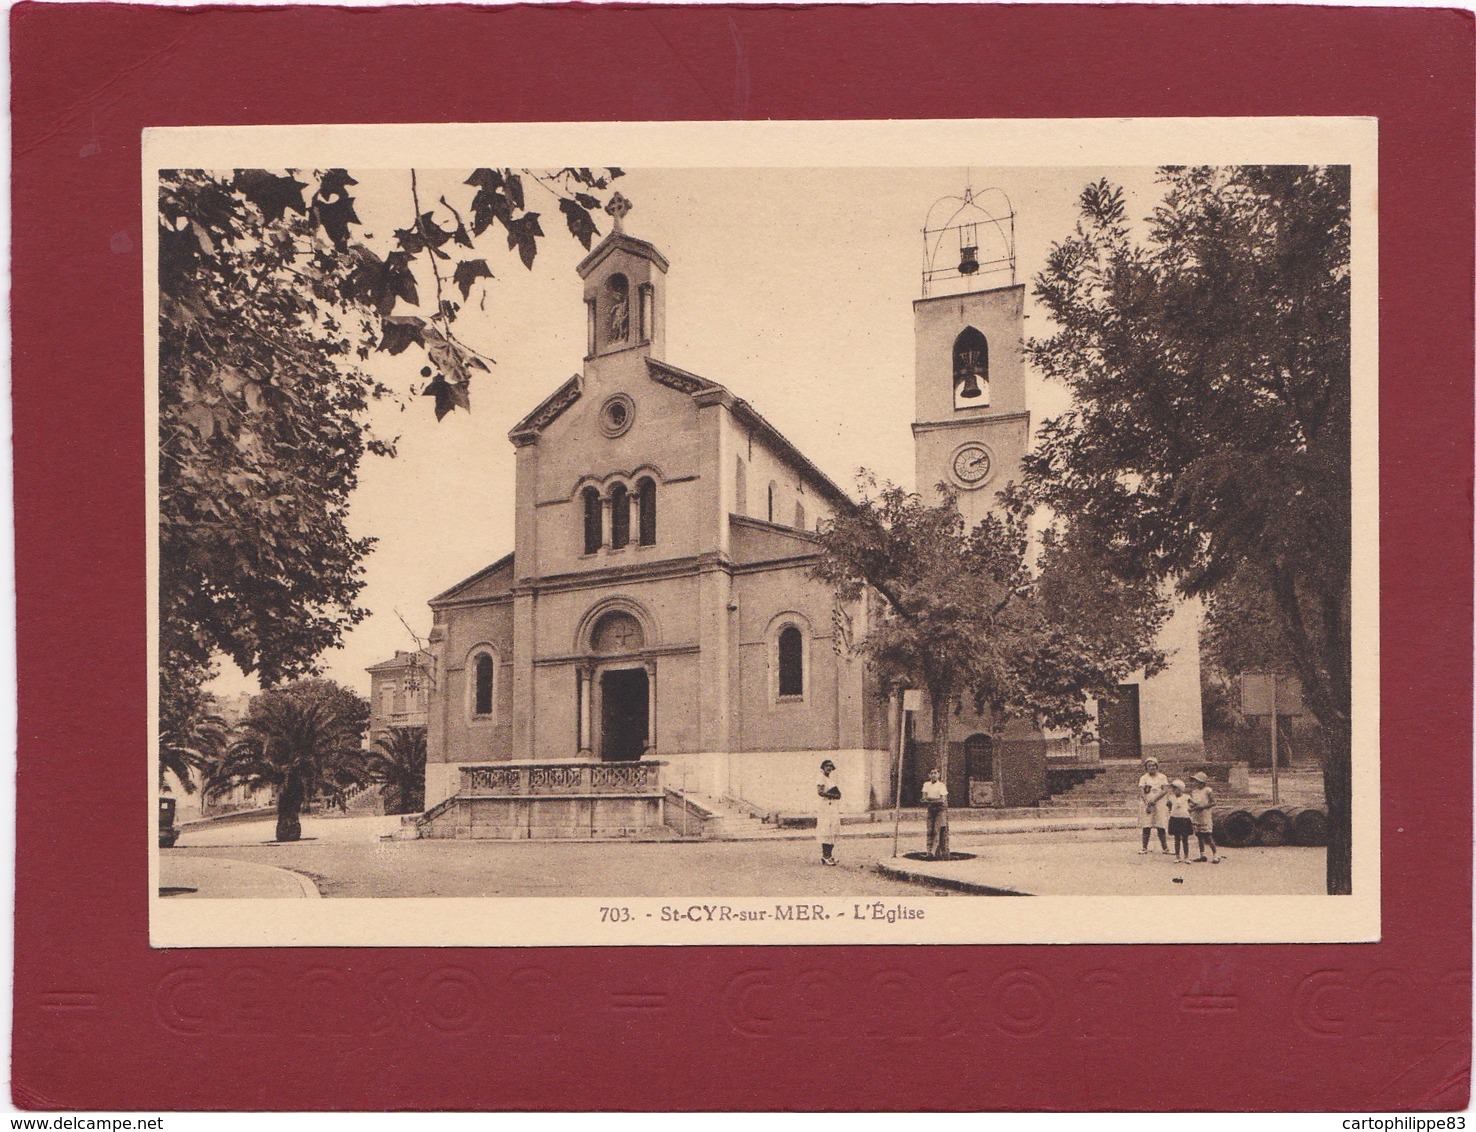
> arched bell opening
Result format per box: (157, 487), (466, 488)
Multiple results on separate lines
(953, 327), (990, 409)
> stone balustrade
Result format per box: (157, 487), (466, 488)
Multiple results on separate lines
(459, 759), (663, 798)
(414, 760), (670, 839)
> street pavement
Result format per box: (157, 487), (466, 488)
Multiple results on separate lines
(881, 830), (1325, 895)
(166, 832), (938, 898)
(165, 816), (1323, 898)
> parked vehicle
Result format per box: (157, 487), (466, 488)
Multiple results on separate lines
(158, 796), (179, 848)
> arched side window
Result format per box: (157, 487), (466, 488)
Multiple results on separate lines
(953, 327), (990, 409)
(609, 483), (630, 549)
(777, 625), (805, 699)
(582, 486), (602, 555)
(637, 477), (657, 546)
(474, 654), (495, 716)
(735, 457), (747, 515)
(793, 501), (806, 530)
(606, 273), (630, 346)
(466, 646), (499, 723)
(767, 481), (778, 523)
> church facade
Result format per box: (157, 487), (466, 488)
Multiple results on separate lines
(415, 197), (1202, 821)
(420, 209), (891, 816)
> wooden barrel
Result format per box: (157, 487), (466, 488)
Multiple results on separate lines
(1254, 807), (1292, 847)
(1286, 806), (1329, 847)
(1217, 809), (1257, 848)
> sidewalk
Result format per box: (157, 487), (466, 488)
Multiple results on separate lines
(877, 833), (1326, 896)
(159, 855), (321, 898)
(176, 813), (404, 847)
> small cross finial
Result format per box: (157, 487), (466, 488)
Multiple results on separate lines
(605, 192), (632, 234)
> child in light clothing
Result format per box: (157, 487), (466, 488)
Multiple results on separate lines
(1188, 772), (1221, 863)
(1165, 779), (1194, 862)
(815, 759), (842, 866)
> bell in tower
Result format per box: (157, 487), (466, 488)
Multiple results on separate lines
(913, 184), (1027, 524)
(953, 327), (989, 405)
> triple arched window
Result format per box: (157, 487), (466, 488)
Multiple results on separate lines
(582, 487), (602, 555)
(580, 476), (658, 553)
(637, 478), (656, 546)
(610, 484), (630, 548)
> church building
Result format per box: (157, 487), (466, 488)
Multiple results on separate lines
(412, 189), (1203, 832)
(420, 196), (891, 821)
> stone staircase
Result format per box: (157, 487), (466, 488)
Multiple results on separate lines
(683, 792), (779, 839)
(344, 783), (385, 815)
(1040, 761), (1260, 813)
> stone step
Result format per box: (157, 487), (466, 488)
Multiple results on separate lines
(683, 792), (776, 839)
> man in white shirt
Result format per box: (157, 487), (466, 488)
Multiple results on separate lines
(921, 766), (950, 860)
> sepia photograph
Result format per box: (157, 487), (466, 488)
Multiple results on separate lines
(147, 119), (1378, 946)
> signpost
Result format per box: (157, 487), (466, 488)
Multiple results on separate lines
(891, 689), (922, 858)
(1240, 672), (1305, 805)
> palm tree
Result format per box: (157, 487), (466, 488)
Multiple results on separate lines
(158, 706), (230, 796)
(209, 680), (369, 842)
(366, 726), (427, 814)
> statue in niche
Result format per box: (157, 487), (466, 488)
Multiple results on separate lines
(609, 291), (630, 342)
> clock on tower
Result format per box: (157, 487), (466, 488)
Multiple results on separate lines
(911, 187), (1030, 530)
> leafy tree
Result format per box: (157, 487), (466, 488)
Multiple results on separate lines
(812, 477), (1168, 835)
(367, 726), (428, 815)
(158, 166), (621, 724)
(1024, 166), (1353, 893)
(209, 679), (370, 842)
(160, 170), (383, 703)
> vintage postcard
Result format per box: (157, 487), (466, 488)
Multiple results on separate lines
(147, 117), (1378, 946)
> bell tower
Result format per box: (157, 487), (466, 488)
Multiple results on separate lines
(911, 188), (1029, 532)
(576, 192), (669, 367)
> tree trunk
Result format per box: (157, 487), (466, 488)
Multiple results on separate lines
(276, 770), (304, 843)
(1321, 721), (1352, 895)
(930, 688), (951, 860)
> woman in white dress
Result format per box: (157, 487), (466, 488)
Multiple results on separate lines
(1137, 756), (1170, 854)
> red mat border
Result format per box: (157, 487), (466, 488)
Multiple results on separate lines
(11, 3), (1473, 1112)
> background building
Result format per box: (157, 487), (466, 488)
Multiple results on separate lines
(366, 649), (432, 745)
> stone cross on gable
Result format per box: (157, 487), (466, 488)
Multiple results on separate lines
(605, 192), (632, 234)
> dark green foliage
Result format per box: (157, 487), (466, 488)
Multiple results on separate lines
(158, 678), (229, 795)
(159, 170), (382, 699)
(367, 727), (428, 815)
(209, 680), (370, 842)
(1025, 166), (1352, 892)
(812, 476), (1168, 782)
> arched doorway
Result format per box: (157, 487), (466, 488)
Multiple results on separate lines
(600, 668), (648, 761)
(588, 610), (652, 762)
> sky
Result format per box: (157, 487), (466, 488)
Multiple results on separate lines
(204, 164), (1171, 699)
